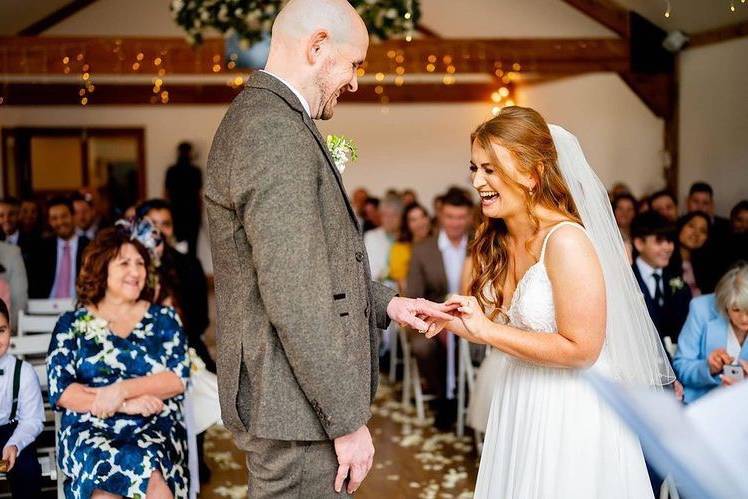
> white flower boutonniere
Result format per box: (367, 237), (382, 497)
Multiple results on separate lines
(74, 313), (110, 344)
(326, 135), (358, 174)
(669, 276), (685, 292)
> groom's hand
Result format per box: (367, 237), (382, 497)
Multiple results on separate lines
(334, 425), (374, 494)
(387, 297), (458, 335)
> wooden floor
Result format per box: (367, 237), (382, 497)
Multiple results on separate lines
(200, 381), (479, 498)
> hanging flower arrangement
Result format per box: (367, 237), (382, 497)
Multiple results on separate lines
(170, 0), (421, 46)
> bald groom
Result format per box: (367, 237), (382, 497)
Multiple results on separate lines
(205, 1), (454, 496)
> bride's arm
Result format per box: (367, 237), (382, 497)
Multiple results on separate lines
(449, 226), (606, 368)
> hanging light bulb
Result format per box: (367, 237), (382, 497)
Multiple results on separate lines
(730, 0), (736, 11)
(664, 0), (672, 18)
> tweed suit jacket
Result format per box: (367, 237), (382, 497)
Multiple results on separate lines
(405, 236), (449, 303)
(205, 71), (396, 441)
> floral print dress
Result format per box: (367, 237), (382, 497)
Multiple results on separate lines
(47, 305), (191, 499)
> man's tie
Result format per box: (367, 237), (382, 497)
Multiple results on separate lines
(652, 272), (664, 308)
(55, 241), (72, 299)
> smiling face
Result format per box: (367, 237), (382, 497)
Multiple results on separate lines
(407, 207), (431, 242)
(614, 198), (636, 230)
(679, 215), (709, 251)
(314, 31), (368, 120)
(0, 202), (19, 236)
(48, 204), (75, 240)
(634, 235), (674, 269)
(106, 243), (146, 302)
(687, 191), (714, 216)
(470, 140), (533, 221)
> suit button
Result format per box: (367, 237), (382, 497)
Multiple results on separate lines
(355, 251), (364, 262)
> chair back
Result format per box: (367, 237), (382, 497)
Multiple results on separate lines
(17, 311), (58, 336)
(27, 298), (75, 315)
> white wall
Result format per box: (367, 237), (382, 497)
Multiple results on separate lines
(679, 37), (748, 217)
(516, 73), (665, 198)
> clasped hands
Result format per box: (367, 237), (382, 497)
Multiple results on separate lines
(85, 382), (164, 419)
(388, 294), (490, 341)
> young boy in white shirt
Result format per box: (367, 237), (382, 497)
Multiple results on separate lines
(0, 299), (44, 498)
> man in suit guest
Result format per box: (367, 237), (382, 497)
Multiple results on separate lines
(631, 212), (691, 346)
(649, 190), (679, 223)
(165, 142), (203, 257)
(204, 1), (454, 497)
(406, 189), (474, 430)
(71, 192), (100, 241)
(28, 197), (89, 299)
(0, 198), (38, 266)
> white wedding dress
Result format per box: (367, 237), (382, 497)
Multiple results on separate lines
(474, 221), (654, 499)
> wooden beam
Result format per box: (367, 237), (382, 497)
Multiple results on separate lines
(17, 0), (100, 36)
(618, 72), (673, 119)
(0, 36), (629, 76)
(0, 82), (511, 105)
(688, 20), (748, 48)
(560, 0), (630, 38)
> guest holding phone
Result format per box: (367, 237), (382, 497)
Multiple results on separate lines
(673, 261), (748, 403)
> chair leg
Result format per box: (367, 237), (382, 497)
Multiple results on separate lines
(456, 339), (467, 438)
(412, 360), (426, 423)
(400, 330), (411, 408)
(388, 324), (398, 383)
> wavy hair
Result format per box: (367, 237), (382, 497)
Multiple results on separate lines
(468, 106), (581, 318)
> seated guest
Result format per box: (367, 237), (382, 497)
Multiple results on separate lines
(0, 241), (28, 330)
(612, 193), (637, 262)
(47, 227), (190, 498)
(673, 211), (715, 295)
(732, 200), (748, 235)
(649, 190), (679, 222)
(71, 192), (99, 240)
(0, 198), (37, 266)
(609, 181), (632, 200)
(364, 195), (402, 282)
(401, 189), (418, 207)
(726, 200), (748, 267)
(28, 197), (89, 299)
(389, 203), (432, 293)
(362, 196), (381, 233)
(137, 199), (214, 373)
(631, 212), (692, 344)
(673, 262), (748, 403)
(0, 299), (44, 499)
(18, 198), (41, 237)
(407, 190), (473, 429)
(351, 187), (369, 228)
(686, 182), (731, 244)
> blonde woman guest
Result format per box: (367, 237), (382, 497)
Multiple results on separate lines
(47, 226), (190, 499)
(389, 203), (432, 293)
(674, 262), (748, 403)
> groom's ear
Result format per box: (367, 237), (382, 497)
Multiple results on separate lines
(307, 30), (330, 65)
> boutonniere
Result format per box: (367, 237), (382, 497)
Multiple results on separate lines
(74, 313), (110, 344)
(326, 135), (358, 174)
(669, 276), (685, 292)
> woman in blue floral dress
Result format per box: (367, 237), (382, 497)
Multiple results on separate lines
(47, 225), (190, 498)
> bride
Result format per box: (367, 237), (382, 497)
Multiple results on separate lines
(434, 106), (674, 498)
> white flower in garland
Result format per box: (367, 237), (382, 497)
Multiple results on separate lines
(326, 135), (359, 174)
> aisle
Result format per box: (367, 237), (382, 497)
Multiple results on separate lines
(200, 381), (479, 498)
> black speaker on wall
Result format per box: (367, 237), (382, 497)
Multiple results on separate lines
(629, 12), (675, 74)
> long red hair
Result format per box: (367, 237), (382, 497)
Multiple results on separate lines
(469, 106), (581, 318)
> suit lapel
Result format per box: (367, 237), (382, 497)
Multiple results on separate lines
(245, 71), (359, 230)
(632, 264), (658, 320)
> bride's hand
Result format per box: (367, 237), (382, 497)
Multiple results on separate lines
(443, 295), (490, 341)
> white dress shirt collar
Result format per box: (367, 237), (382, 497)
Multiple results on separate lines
(260, 69), (311, 117)
(635, 256), (663, 300)
(5, 230), (19, 246)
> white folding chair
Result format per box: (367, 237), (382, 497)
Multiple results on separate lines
(456, 338), (478, 438)
(27, 299), (75, 315)
(9, 333), (53, 357)
(398, 328), (435, 423)
(17, 311), (58, 337)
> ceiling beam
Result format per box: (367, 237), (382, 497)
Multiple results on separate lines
(688, 19), (748, 49)
(0, 36), (630, 76)
(0, 82), (512, 105)
(17, 0), (100, 36)
(560, 0), (630, 38)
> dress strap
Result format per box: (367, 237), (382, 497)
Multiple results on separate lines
(539, 221), (585, 262)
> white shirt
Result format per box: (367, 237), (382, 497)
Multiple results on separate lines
(635, 257), (664, 304)
(727, 324), (745, 362)
(5, 230), (19, 246)
(49, 235), (79, 299)
(364, 228), (395, 282)
(438, 230), (468, 400)
(260, 69), (311, 117)
(0, 354), (44, 452)
(76, 225), (97, 241)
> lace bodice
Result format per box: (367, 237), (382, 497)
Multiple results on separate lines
(507, 222), (585, 333)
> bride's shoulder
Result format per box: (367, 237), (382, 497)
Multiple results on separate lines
(544, 222), (598, 269)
